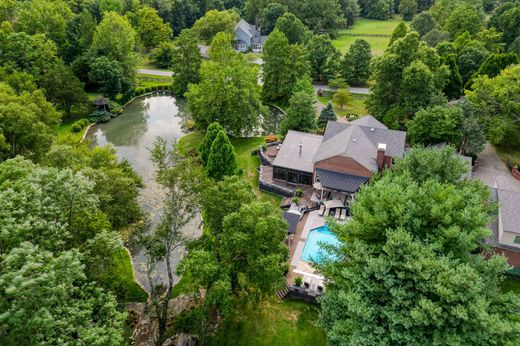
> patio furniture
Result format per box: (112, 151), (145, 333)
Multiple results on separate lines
(319, 204), (326, 216)
(335, 209), (341, 220)
(339, 212), (346, 221)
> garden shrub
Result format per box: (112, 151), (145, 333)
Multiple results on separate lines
(265, 134), (278, 143)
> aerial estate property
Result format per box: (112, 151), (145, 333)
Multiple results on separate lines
(2, 0), (520, 345)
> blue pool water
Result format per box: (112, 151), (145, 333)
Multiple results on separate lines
(301, 226), (341, 263)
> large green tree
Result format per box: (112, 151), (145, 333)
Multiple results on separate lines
(341, 39), (371, 86)
(319, 148), (520, 345)
(171, 29), (202, 95)
(199, 122), (225, 166)
(411, 11), (436, 37)
(274, 12), (309, 44)
(407, 105), (464, 146)
(338, 0), (360, 27)
(318, 101), (337, 128)
(261, 2), (287, 34)
(444, 4), (483, 39)
(186, 33), (264, 136)
(132, 5), (173, 49)
(191, 9), (239, 42)
(286, 0), (345, 34)
(358, 0), (393, 20)
(399, 0), (418, 21)
(262, 29), (310, 105)
(0, 83), (61, 161)
(307, 34), (340, 82)
(280, 90), (317, 135)
(466, 64), (520, 146)
(206, 130), (238, 181)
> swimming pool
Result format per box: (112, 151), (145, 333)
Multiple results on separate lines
(300, 225), (341, 263)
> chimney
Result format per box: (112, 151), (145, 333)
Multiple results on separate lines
(377, 143), (387, 171)
(299, 141), (302, 157)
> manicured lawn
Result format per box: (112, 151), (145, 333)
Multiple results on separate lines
(137, 74), (172, 88)
(502, 276), (520, 294)
(318, 94), (369, 117)
(57, 119), (91, 143)
(138, 53), (172, 72)
(212, 299), (326, 346)
(177, 132), (282, 206)
(332, 17), (403, 55)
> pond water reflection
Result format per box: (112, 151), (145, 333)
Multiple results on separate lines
(87, 95), (200, 291)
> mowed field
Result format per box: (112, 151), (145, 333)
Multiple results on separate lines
(332, 17), (404, 55)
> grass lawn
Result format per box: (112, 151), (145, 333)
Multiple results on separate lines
(178, 132), (282, 206)
(112, 248), (148, 302)
(212, 299), (326, 346)
(332, 17), (403, 55)
(495, 145), (520, 166)
(57, 119), (91, 143)
(318, 94), (369, 117)
(138, 54), (172, 72)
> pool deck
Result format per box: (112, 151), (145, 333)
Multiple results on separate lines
(287, 210), (327, 285)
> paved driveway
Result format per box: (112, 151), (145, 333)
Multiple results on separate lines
(137, 69), (173, 77)
(472, 143), (520, 192)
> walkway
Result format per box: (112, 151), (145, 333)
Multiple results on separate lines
(472, 143), (520, 192)
(313, 84), (370, 95)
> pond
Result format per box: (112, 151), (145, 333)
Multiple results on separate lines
(87, 94), (201, 291)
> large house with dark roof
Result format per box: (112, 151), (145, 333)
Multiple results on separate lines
(270, 116), (407, 202)
(488, 176), (520, 268)
(234, 19), (267, 52)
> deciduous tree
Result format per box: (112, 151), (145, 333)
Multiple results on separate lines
(407, 105), (464, 146)
(171, 29), (202, 95)
(306, 34), (340, 81)
(274, 12), (309, 44)
(341, 39), (371, 86)
(411, 11), (436, 37)
(332, 88), (352, 109)
(132, 5), (173, 49)
(280, 90), (317, 135)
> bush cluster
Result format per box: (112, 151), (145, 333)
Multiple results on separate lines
(71, 118), (89, 133)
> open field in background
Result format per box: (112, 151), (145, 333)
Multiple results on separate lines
(212, 299), (326, 346)
(138, 53), (172, 72)
(332, 17), (403, 55)
(318, 93), (369, 117)
(178, 132), (282, 206)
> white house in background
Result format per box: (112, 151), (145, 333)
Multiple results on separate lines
(234, 19), (267, 52)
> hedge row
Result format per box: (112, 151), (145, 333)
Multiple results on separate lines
(71, 118), (90, 133)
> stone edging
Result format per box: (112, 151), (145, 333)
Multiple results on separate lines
(80, 90), (172, 143)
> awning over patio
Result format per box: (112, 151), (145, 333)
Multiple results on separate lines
(315, 168), (369, 193)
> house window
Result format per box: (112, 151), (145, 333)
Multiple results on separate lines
(273, 167), (287, 181)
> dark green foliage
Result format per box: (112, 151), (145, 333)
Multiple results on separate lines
(306, 34), (340, 82)
(318, 102), (337, 128)
(206, 130), (238, 181)
(444, 4), (483, 39)
(341, 39), (371, 86)
(459, 100), (486, 157)
(422, 28), (450, 47)
(411, 11), (436, 37)
(458, 45), (487, 84)
(274, 12), (310, 44)
(152, 41), (174, 69)
(399, 0), (418, 21)
(407, 105), (464, 146)
(319, 148), (520, 344)
(489, 0), (520, 46)
(261, 3), (287, 34)
(358, 0), (393, 20)
(338, 0), (360, 27)
(442, 54), (463, 99)
(71, 119), (89, 132)
(171, 29), (202, 96)
(466, 52), (519, 89)
(286, 0), (345, 34)
(389, 22), (408, 46)
(280, 90), (317, 135)
(89, 56), (128, 99)
(199, 122), (225, 166)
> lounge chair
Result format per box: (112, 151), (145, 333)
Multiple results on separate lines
(339, 211), (346, 221)
(319, 204), (326, 216)
(335, 209), (341, 220)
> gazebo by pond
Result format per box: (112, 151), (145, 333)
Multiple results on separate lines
(93, 97), (110, 112)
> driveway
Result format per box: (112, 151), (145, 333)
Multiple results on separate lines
(137, 69), (173, 77)
(472, 143), (520, 192)
(313, 84), (370, 95)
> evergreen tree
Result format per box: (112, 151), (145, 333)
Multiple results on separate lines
(262, 29), (293, 104)
(199, 122), (225, 166)
(206, 130), (238, 181)
(280, 90), (317, 135)
(411, 11), (436, 37)
(318, 101), (337, 128)
(341, 39), (371, 86)
(171, 29), (202, 96)
(306, 34), (340, 81)
(442, 54), (463, 99)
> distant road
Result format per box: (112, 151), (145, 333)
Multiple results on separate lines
(313, 84), (370, 95)
(137, 69), (371, 95)
(137, 69), (173, 77)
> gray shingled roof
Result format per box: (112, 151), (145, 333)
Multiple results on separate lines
(284, 211), (301, 234)
(316, 169), (369, 193)
(498, 188), (520, 234)
(272, 130), (323, 173)
(236, 19), (256, 38)
(349, 115), (388, 129)
(315, 119), (406, 172)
